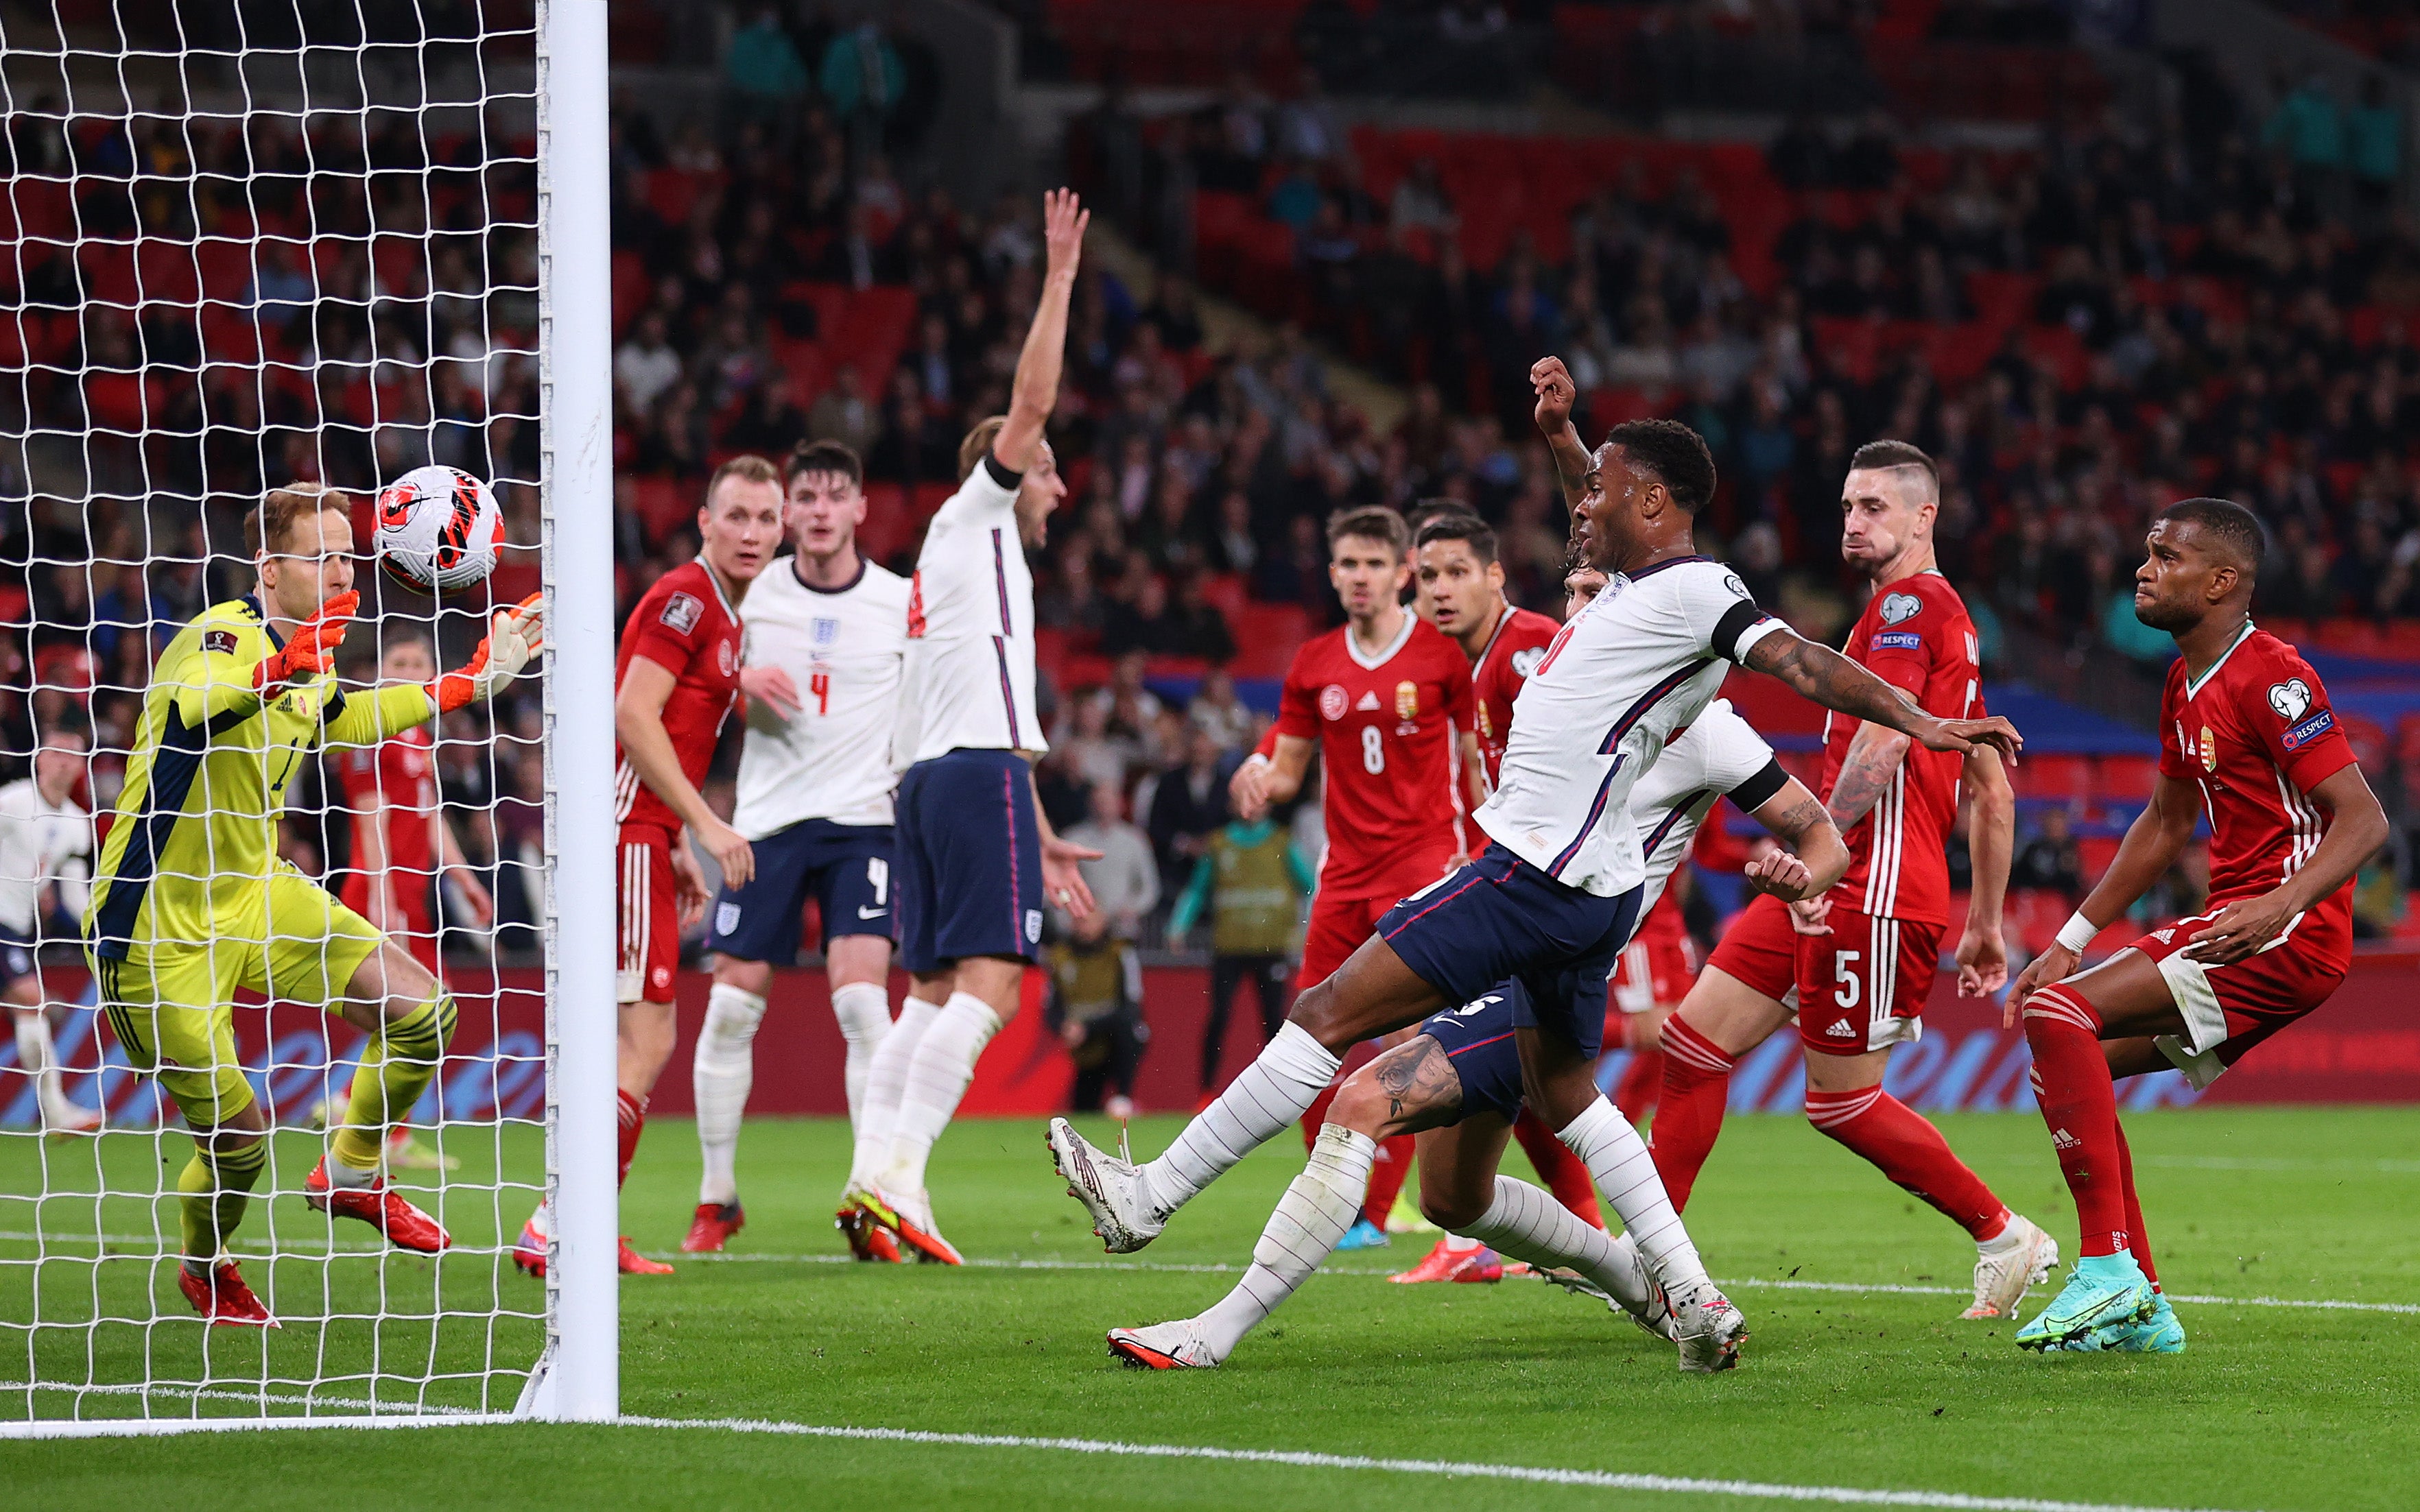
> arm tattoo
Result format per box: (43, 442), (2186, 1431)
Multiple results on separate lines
(1765, 793), (1829, 846)
(1742, 632), (1923, 732)
(1825, 725), (1910, 832)
(1372, 1035), (1464, 1128)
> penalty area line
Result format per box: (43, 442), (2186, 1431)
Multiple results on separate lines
(617, 1415), (2246, 1512)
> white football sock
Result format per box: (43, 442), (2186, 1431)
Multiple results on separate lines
(1457, 1174), (1652, 1312)
(1141, 1021), (1340, 1219)
(1440, 1232), (1486, 1256)
(693, 984), (766, 1206)
(1194, 1124), (1375, 1362)
(14, 1009), (75, 1129)
(856, 994), (940, 1188)
(829, 981), (892, 1116)
(1557, 1096), (1707, 1292)
(879, 992), (1002, 1197)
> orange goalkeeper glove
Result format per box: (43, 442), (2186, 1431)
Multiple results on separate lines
(429, 592), (546, 713)
(253, 590), (357, 695)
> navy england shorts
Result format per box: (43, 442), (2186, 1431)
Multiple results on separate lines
(1377, 843), (1642, 1058)
(1418, 983), (1530, 1126)
(0, 924), (35, 992)
(894, 748), (1046, 973)
(709, 817), (896, 963)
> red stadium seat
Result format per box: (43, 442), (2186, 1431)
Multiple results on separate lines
(2015, 752), (2092, 802)
(1229, 603), (1308, 680)
(2096, 754), (2159, 802)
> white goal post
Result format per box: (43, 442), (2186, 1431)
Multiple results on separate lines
(0, 0), (614, 1435)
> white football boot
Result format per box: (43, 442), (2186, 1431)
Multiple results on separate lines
(1107, 1319), (1220, 1370)
(1964, 1212), (2060, 1320)
(1047, 1118), (1165, 1254)
(1669, 1279), (1748, 1373)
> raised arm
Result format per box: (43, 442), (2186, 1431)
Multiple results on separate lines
(1956, 746), (2015, 997)
(2006, 769), (2200, 1016)
(1529, 356), (1596, 512)
(1741, 627), (2021, 760)
(993, 189), (1089, 476)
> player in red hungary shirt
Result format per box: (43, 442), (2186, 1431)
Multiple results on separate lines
(1231, 503), (1477, 1250)
(2008, 498), (2388, 1354)
(1389, 507), (1605, 1284)
(327, 634), (493, 1171)
(1650, 440), (2059, 1323)
(514, 455), (784, 1281)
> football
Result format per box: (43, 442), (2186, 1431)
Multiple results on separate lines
(372, 464), (504, 592)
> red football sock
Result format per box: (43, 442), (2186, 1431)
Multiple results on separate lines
(1362, 1133), (1414, 1227)
(1613, 1048), (1665, 1125)
(1650, 1017), (1736, 1212)
(1512, 1107), (1603, 1228)
(2112, 1119), (2159, 1288)
(616, 1089), (646, 1190)
(1804, 1083), (2009, 1240)
(2021, 983), (2130, 1258)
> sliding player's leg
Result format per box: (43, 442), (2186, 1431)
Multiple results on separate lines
(1653, 893), (1801, 1211)
(7, 957), (96, 1133)
(1053, 923), (1447, 1253)
(1796, 907), (2055, 1321)
(1108, 1029), (1468, 1369)
(94, 948), (276, 1325)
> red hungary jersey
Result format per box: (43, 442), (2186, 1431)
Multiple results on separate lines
(1817, 570), (1983, 928)
(1274, 613), (1474, 900)
(1469, 603), (1560, 791)
(337, 724), (436, 878)
(614, 558), (743, 835)
(2156, 623), (2358, 969)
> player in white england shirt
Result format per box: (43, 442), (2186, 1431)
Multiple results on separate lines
(850, 189), (1102, 1265)
(685, 439), (915, 1257)
(1053, 363), (2019, 1371)
(1, 718), (96, 1134)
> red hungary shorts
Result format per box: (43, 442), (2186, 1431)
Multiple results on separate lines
(618, 822), (680, 1005)
(1611, 926), (1696, 1014)
(2123, 906), (2349, 1089)
(1300, 891), (1395, 991)
(1703, 892), (1941, 1055)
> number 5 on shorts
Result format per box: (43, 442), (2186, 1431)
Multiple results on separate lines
(1833, 949), (1861, 1009)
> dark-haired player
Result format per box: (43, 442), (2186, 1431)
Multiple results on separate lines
(2008, 498), (2387, 1353)
(1052, 361), (2022, 1371)
(1396, 509), (1604, 1284)
(1648, 441), (2056, 1322)
(686, 438), (912, 1258)
(1226, 503), (1479, 1251)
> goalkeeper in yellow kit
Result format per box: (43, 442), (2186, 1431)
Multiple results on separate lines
(87, 484), (543, 1328)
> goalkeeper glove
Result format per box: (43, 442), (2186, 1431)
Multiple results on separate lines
(254, 590), (358, 696)
(429, 592), (546, 713)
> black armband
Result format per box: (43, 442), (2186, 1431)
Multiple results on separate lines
(982, 453), (1023, 491)
(1727, 757), (1789, 814)
(1712, 599), (1772, 663)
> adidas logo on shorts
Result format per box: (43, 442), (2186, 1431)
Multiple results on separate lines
(1824, 1018), (1854, 1037)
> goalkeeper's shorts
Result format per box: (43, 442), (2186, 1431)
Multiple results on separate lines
(91, 865), (385, 1125)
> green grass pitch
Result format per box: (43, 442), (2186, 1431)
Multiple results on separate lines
(4, 1107), (2417, 1511)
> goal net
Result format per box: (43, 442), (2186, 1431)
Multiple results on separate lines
(0, 0), (607, 1430)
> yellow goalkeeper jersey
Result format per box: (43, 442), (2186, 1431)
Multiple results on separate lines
(88, 595), (436, 959)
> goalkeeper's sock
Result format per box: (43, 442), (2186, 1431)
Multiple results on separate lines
(330, 993), (457, 1177)
(617, 1089), (646, 1189)
(1558, 1095), (1706, 1292)
(1194, 1124), (1375, 1363)
(695, 984), (766, 1207)
(1649, 1016), (1735, 1213)
(178, 1137), (268, 1271)
(854, 994), (940, 1190)
(879, 992), (1001, 1197)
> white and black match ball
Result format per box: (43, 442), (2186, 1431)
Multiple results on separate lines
(372, 465), (504, 593)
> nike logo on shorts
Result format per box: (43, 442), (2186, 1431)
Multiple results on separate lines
(858, 906), (888, 919)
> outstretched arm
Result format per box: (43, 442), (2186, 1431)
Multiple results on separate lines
(1741, 627), (2021, 760)
(993, 189), (1088, 476)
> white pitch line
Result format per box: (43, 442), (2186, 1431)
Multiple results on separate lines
(10, 1234), (2418, 1317)
(2142, 1155), (2420, 1175)
(614, 1416), (2247, 1512)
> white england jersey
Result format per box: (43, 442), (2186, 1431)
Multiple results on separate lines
(0, 778), (91, 936)
(731, 555), (912, 836)
(1476, 555), (1781, 896)
(901, 457), (1045, 763)
(1627, 699), (1785, 921)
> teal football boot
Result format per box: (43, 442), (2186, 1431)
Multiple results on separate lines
(2017, 1252), (2155, 1351)
(2064, 1293), (2185, 1354)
